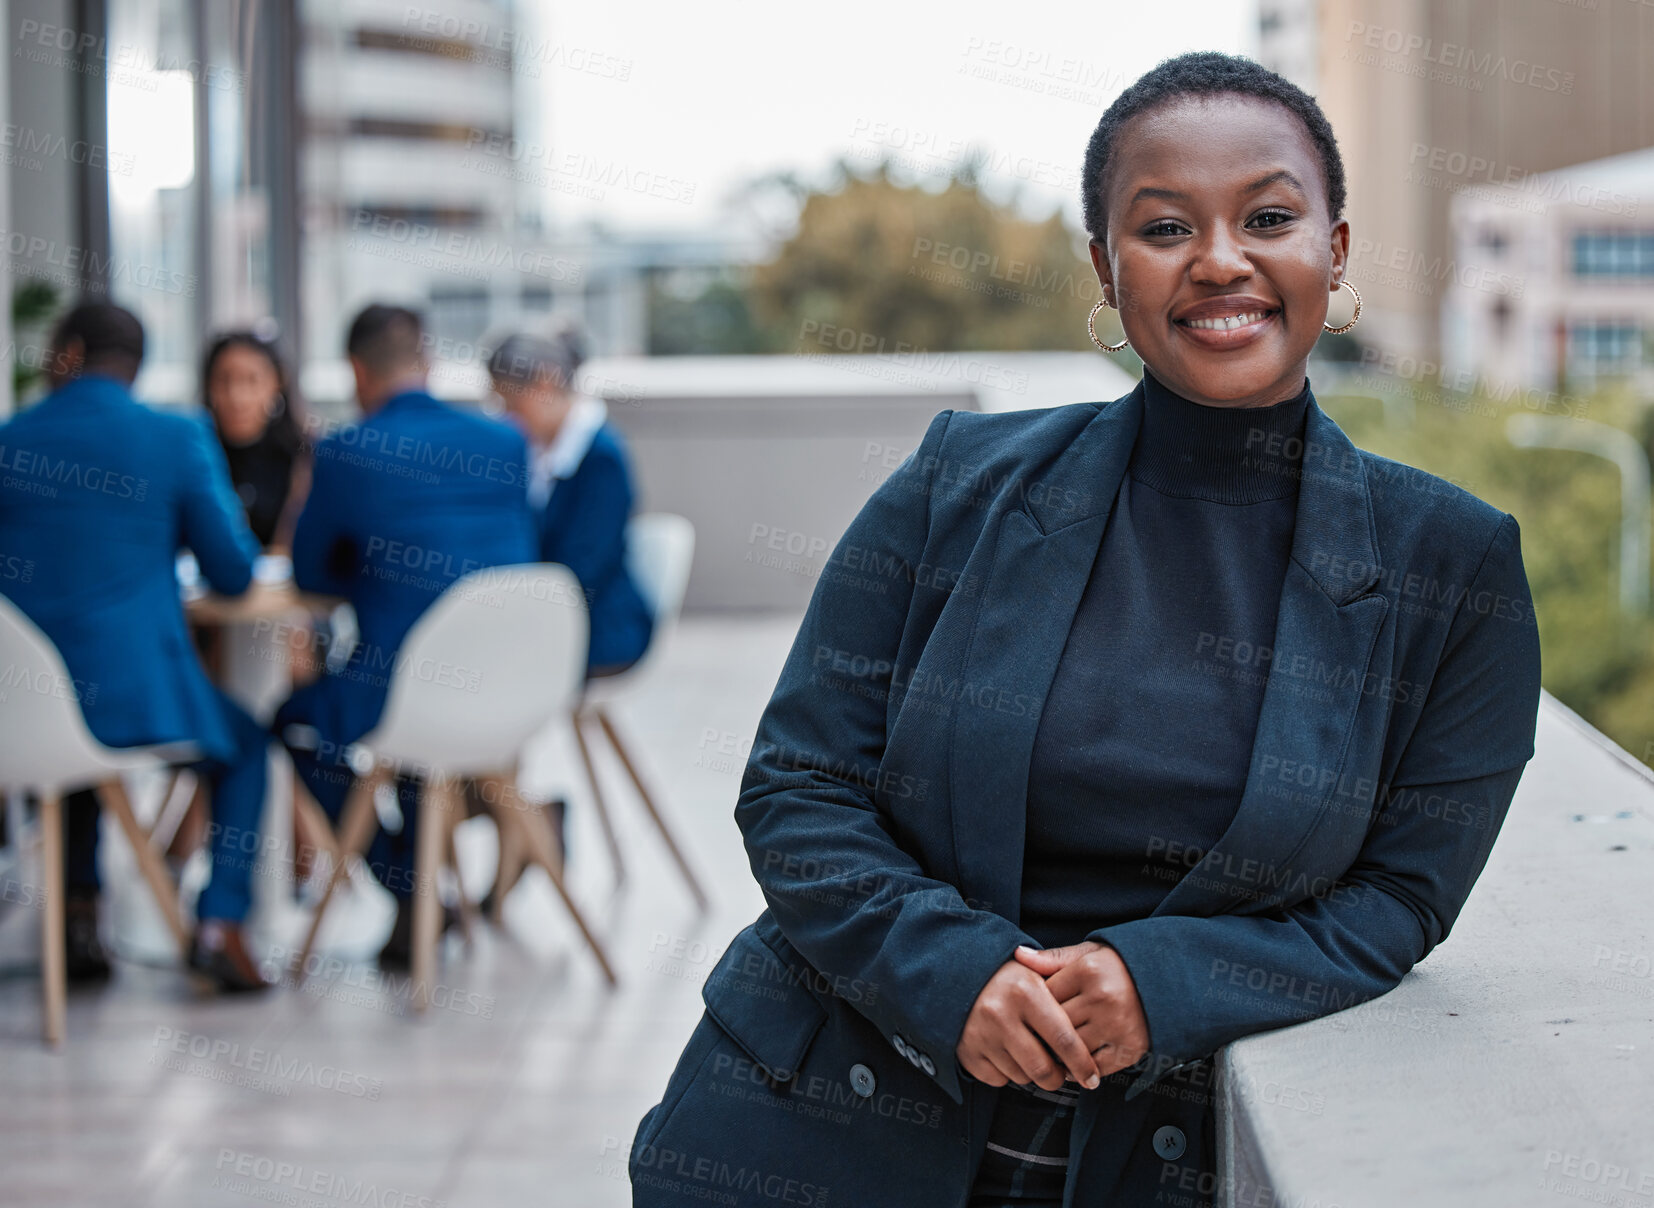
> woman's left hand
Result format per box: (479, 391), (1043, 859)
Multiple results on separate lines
(1014, 942), (1151, 1078)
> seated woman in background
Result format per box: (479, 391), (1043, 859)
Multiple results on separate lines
(199, 331), (321, 883)
(489, 325), (653, 678)
(202, 330), (310, 551)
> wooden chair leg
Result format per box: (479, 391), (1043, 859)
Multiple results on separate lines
(491, 807), (523, 926)
(292, 780), (343, 887)
(467, 775), (507, 922)
(292, 770), (384, 986)
(489, 804), (522, 926)
(494, 793), (617, 986)
(98, 779), (190, 953)
(40, 792), (66, 1048)
(594, 706), (709, 911)
(146, 769), (192, 850)
(571, 709), (626, 885)
(164, 778), (211, 867)
(410, 777), (450, 1011)
(515, 795), (564, 879)
(474, 773), (545, 922)
(442, 792), (475, 945)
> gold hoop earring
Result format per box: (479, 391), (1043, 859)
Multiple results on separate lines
(1088, 297), (1129, 353)
(1323, 279), (1361, 334)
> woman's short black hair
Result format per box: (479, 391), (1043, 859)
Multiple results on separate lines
(1081, 51), (1346, 243)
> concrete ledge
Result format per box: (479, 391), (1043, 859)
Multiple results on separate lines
(1218, 690), (1654, 1207)
(608, 386), (974, 611)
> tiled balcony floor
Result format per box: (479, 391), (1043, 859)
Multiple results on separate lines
(0, 612), (803, 1208)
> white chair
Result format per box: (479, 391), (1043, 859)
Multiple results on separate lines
(0, 596), (194, 1046)
(569, 513), (708, 909)
(292, 563), (617, 999)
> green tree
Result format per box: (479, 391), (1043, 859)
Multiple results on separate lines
(748, 158), (1100, 355)
(1319, 380), (1654, 769)
(12, 279), (60, 400)
(648, 268), (772, 355)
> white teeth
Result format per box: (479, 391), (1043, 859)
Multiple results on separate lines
(1184, 311), (1269, 330)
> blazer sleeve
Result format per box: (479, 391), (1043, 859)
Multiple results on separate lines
(545, 436), (632, 604)
(1087, 512), (1542, 1094)
(178, 418), (259, 596)
(734, 408), (1039, 1105)
(290, 438), (354, 597)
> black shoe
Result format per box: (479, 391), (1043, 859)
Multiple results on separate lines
(377, 898), (462, 972)
(64, 890), (111, 982)
(187, 921), (273, 993)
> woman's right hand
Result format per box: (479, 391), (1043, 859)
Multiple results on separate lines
(957, 956), (1103, 1092)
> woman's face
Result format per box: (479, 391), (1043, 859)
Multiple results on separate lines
(1090, 94), (1350, 409)
(494, 375), (573, 446)
(207, 344), (282, 445)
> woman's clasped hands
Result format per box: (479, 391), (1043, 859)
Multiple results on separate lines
(955, 940), (1151, 1093)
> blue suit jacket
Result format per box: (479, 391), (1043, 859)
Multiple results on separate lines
(538, 422), (653, 672)
(290, 390), (538, 743)
(631, 380), (1542, 1206)
(0, 373), (260, 760)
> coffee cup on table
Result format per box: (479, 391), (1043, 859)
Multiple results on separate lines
(254, 554), (293, 586)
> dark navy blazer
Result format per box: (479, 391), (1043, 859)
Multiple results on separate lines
(631, 379), (1542, 1207)
(537, 422), (653, 672)
(289, 390), (538, 744)
(0, 373), (260, 760)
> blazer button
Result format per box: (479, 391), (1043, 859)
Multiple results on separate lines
(919, 1055), (936, 1077)
(850, 1063), (877, 1098)
(1152, 1125), (1186, 1161)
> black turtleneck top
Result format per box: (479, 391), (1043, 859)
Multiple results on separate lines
(1019, 366), (1311, 949)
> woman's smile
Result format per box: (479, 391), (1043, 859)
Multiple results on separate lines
(1171, 294), (1283, 351)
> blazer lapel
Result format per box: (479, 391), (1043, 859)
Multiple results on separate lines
(943, 383), (1393, 1126)
(948, 384), (1144, 925)
(946, 387), (1392, 929)
(1149, 397), (1390, 919)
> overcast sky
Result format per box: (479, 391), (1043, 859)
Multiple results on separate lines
(533, 0), (1258, 237)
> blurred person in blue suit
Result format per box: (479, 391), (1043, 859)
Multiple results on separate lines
(487, 324), (653, 678)
(485, 325), (653, 878)
(275, 304), (537, 968)
(0, 301), (275, 992)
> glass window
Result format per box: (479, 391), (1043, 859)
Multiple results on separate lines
(428, 286), (491, 346)
(1572, 231), (1654, 279)
(1567, 320), (1642, 382)
(106, 0), (201, 403)
(201, 2), (283, 339)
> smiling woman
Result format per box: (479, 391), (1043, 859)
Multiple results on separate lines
(1081, 54), (1351, 408)
(631, 51), (1541, 1208)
